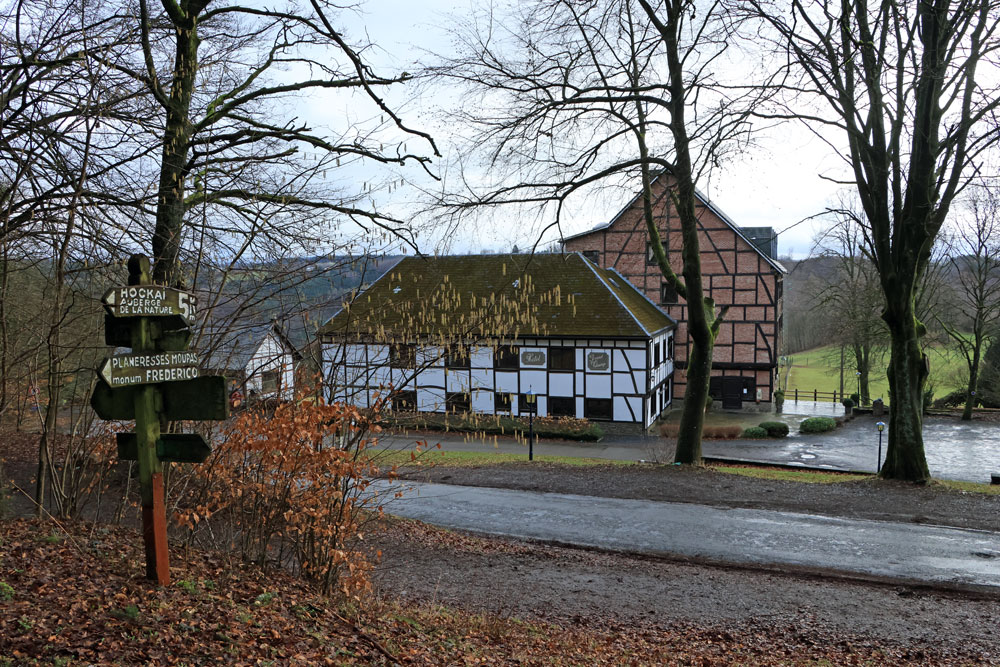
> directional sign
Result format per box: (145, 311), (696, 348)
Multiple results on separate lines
(99, 351), (200, 388)
(105, 314), (192, 349)
(117, 433), (211, 464)
(103, 286), (196, 324)
(91, 376), (230, 421)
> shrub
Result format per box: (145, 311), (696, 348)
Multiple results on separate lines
(758, 421), (789, 438)
(705, 395), (714, 410)
(933, 389), (968, 408)
(660, 424), (743, 439)
(799, 417), (837, 434)
(850, 392), (861, 406)
(176, 395), (391, 599)
(741, 426), (769, 439)
(382, 412), (603, 442)
(842, 398), (854, 409)
(923, 384), (935, 414)
(705, 425), (744, 439)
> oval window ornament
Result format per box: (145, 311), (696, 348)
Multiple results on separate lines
(587, 351), (610, 371)
(521, 350), (547, 366)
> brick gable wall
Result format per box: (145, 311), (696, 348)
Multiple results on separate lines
(565, 175), (783, 404)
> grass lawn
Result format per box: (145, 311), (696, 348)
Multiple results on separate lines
(785, 341), (967, 400)
(708, 464), (869, 484)
(376, 450), (1000, 496)
(373, 448), (636, 468)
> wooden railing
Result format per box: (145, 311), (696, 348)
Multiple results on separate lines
(787, 389), (855, 403)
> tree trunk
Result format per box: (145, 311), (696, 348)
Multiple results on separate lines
(675, 329), (712, 462)
(880, 314), (930, 482)
(963, 343), (981, 421)
(0, 240), (8, 418)
(151, 22), (199, 286)
(853, 343), (872, 405)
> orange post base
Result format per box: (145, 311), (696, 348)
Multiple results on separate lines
(142, 472), (170, 586)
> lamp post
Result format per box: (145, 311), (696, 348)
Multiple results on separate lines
(526, 389), (536, 461)
(876, 421), (886, 473)
(855, 371), (862, 402)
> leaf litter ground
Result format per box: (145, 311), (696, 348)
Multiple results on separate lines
(1, 517), (997, 665)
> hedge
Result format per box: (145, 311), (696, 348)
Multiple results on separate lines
(799, 417), (837, 434)
(758, 421), (789, 438)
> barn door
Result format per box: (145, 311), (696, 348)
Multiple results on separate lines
(721, 377), (743, 410)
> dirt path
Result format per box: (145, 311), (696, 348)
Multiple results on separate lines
(396, 461), (1000, 531)
(373, 520), (1000, 663)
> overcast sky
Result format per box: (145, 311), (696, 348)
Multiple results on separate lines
(319, 0), (849, 259)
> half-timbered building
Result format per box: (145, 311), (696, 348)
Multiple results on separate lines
(563, 172), (786, 409)
(318, 253), (676, 428)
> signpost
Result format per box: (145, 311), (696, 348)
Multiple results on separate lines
(91, 254), (228, 586)
(99, 352), (200, 388)
(103, 285), (197, 323)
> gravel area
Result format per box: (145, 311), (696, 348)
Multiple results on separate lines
(373, 520), (1000, 663)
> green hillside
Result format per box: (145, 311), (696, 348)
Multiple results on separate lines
(784, 342), (968, 401)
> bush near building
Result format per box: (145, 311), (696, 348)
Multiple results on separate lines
(799, 417), (837, 434)
(758, 421), (789, 438)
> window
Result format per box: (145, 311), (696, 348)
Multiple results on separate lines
(494, 345), (519, 369)
(742, 376), (757, 397)
(549, 396), (575, 418)
(654, 342), (661, 367)
(646, 242), (657, 265)
(667, 337), (674, 359)
(494, 392), (512, 412)
(582, 250), (600, 265)
(660, 282), (678, 305)
(261, 370), (280, 394)
(518, 393), (538, 413)
(444, 345), (469, 369)
(446, 392), (470, 413)
(392, 390), (417, 412)
(389, 343), (416, 369)
(548, 347), (575, 370)
(584, 398), (613, 421)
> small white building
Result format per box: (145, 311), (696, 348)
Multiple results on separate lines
(201, 320), (299, 401)
(319, 253), (675, 428)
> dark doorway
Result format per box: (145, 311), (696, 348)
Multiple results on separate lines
(721, 377), (743, 410)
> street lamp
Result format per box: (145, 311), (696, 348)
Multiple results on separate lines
(876, 421), (886, 473)
(525, 389), (536, 461)
(855, 371), (862, 402)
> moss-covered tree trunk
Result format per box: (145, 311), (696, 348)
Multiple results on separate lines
(150, 7), (201, 286)
(963, 343), (981, 421)
(635, 0), (726, 465)
(879, 292), (931, 482)
(853, 344), (872, 405)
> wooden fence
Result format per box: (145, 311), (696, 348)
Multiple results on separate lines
(787, 389), (855, 403)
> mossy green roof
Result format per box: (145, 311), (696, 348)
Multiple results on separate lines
(318, 253), (675, 341)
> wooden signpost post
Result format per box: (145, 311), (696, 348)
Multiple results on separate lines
(91, 254), (228, 586)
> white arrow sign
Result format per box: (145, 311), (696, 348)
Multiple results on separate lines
(99, 351), (201, 388)
(103, 286), (196, 324)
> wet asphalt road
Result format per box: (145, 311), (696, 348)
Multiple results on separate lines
(378, 480), (1000, 589)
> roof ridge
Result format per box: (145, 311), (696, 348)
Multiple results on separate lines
(578, 255), (650, 336)
(562, 171), (786, 274)
(605, 266), (677, 332)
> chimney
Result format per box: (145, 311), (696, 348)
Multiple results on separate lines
(739, 227), (778, 259)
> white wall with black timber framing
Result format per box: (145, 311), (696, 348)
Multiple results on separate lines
(322, 331), (674, 428)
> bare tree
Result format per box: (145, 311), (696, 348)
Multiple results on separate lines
(939, 184), (1000, 420)
(428, 0), (773, 463)
(741, 0), (1000, 481)
(812, 210), (887, 405)
(119, 0), (439, 285)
